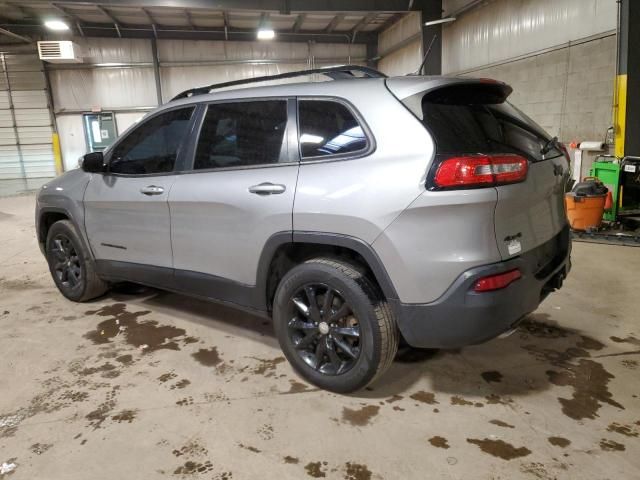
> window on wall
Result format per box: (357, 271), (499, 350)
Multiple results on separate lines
(194, 100), (288, 170)
(298, 100), (368, 158)
(109, 107), (195, 175)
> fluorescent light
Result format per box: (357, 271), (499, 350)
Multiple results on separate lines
(44, 20), (70, 31)
(424, 17), (456, 26)
(257, 28), (275, 40)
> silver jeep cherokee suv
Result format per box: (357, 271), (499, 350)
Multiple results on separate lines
(36, 66), (571, 393)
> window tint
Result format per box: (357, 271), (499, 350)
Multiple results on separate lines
(298, 100), (367, 158)
(420, 96), (562, 162)
(109, 107), (194, 175)
(194, 100), (287, 170)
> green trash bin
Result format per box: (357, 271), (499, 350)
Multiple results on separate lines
(589, 160), (620, 222)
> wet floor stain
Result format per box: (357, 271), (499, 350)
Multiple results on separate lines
(489, 419), (514, 429)
(170, 379), (191, 390)
(548, 436), (571, 448)
(192, 347), (222, 367)
(238, 443), (261, 453)
(600, 438), (625, 451)
(111, 409), (137, 423)
(451, 396), (483, 408)
(466, 438), (531, 460)
(247, 356), (286, 377)
(115, 354), (133, 365)
(481, 371), (503, 383)
(428, 436), (449, 449)
(304, 461), (327, 478)
(521, 316), (624, 420)
(341, 405), (380, 427)
(173, 460), (214, 475)
(158, 372), (177, 383)
(257, 424), (274, 440)
(283, 455), (299, 464)
(607, 422), (638, 437)
(85, 386), (119, 429)
(29, 443), (52, 455)
(172, 441), (208, 457)
(385, 394), (403, 403)
(287, 379), (309, 393)
(84, 303), (186, 353)
(344, 462), (372, 480)
(546, 359), (624, 420)
(409, 391), (438, 404)
(621, 359), (638, 369)
(61, 390), (89, 403)
(176, 397), (194, 406)
(610, 335), (640, 347)
(78, 362), (119, 378)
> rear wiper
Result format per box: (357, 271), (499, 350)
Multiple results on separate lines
(541, 136), (559, 155)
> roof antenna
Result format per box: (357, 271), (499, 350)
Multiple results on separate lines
(412, 34), (438, 76)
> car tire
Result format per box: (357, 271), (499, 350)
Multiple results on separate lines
(273, 257), (398, 393)
(45, 220), (108, 302)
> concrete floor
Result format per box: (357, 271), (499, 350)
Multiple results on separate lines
(1, 193), (639, 480)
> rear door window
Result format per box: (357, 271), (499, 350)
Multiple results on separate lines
(298, 100), (368, 159)
(194, 100), (288, 170)
(420, 86), (562, 162)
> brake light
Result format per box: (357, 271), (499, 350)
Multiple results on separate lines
(473, 269), (522, 292)
(433, 155), (528, 189)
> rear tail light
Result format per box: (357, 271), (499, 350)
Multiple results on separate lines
(433, 154), (528, 189)
(473, 269), (522, 292)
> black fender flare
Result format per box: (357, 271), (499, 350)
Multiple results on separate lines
(255, 231), (399, 311)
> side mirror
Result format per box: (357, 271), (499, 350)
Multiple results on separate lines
(81, 151), (105, 173)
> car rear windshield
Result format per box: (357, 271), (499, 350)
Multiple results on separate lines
(419, 84), (563, 162)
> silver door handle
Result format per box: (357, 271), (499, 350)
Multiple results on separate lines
(248, 182), (286, 195)
(140, 185), (164, 195)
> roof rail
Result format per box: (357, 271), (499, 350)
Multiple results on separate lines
(171, 64), (387, 101)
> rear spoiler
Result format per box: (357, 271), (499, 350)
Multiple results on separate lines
(385, 77), (513, 119)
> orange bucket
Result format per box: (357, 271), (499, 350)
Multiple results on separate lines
(564, 192), (606, 230)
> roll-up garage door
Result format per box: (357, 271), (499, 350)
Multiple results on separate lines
(0, 52), (56, 180)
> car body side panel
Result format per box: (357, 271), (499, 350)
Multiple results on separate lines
(170, 165), (299, 286)
(293, 82), (434, 244)
(83, 174), (176, 268)
(372, 188), (501, 304)
(36, 169), (92, 252)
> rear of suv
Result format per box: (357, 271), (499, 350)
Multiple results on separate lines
(36, 66), (571, 393)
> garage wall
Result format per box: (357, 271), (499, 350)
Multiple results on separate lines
(49, 36), (366, 170)
(441, 0), (618, 142)
(377, 12), (422, 76)
(0, 53), (56, 180)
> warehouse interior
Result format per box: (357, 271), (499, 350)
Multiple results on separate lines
(1, 1), (639, 479)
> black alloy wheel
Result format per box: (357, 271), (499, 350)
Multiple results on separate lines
(287, 283), (361, 375)
(49, 233), (83, 290)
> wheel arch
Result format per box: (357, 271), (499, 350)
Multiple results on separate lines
(257, 231), (399, 312)
(38, 207), (94, 261)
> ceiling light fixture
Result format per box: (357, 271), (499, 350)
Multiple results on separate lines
(44, 20), (70, 31)
(257, 28), (275, 40)
(424, 17), (457, 26)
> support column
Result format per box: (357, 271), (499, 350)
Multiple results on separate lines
(412, 0), (443, 75)
(615, 0), (640, 157)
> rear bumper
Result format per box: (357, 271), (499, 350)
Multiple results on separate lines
(391, 226), (571, 349)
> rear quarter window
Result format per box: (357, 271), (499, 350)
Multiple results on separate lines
(298, 100), (369, 159)
(419, 85), (562, 162)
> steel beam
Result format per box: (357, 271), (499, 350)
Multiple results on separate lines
(0, 26), (31, 43)
(25, 0), (411, 12)
(96, 5), (121, 37)
(324, 14), (344, 33)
